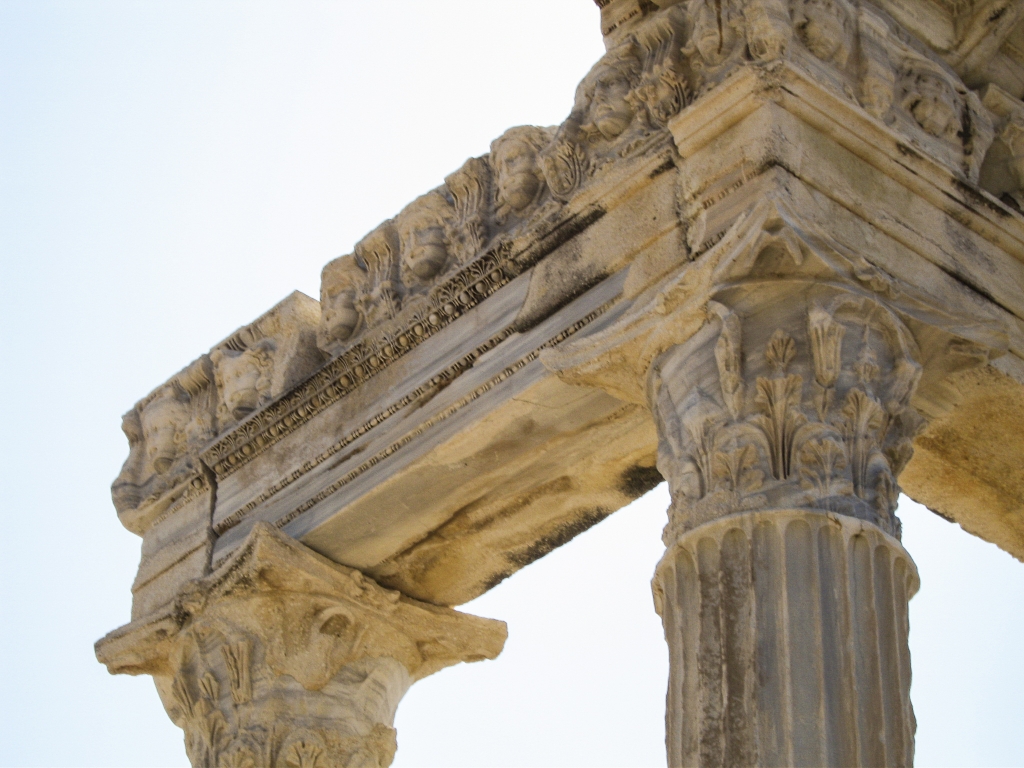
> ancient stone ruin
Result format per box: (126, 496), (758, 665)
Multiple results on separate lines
(97, 1), (1024, 764)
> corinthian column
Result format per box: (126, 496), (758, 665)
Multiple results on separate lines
(96, 523), (506, 768)
(649, 285), (923, 767)
(542, 191), (1005, 768)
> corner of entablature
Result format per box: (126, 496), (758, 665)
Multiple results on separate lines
(541, 182), (1008, 413)
(209, 291), (324, 436)
(112, 355), (217, 537)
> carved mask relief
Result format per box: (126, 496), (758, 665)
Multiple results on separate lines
(140, 390), (190, 475)
(213, 344), (274, 423)
(396, 193), (454, 282)
(793, 0), (852, 66)
(685, 0), (743, 70)
(491, 126), (551, 220)
(319, 254), (366, 348)
(900, 62), (961, 142)
(585, 47), (642, 140)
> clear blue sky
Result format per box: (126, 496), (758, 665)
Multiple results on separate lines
(1, 3), (1022, 766)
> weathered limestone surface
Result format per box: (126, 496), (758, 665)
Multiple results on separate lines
(99, 0), (1024, 764)
(97, 523), (505, 767)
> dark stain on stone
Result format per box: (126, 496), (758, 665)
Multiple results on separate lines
(896, 142), (925, 162)
(480, 569), (515, 593)
(650, 157), (676, 179)
(506, 507), (611, 569)
(950, 177), (1011, 218)
(620, 463), (664, 498)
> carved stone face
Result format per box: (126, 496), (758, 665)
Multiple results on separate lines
(590, 65), (636, 140)
(398, 202), (450, 282)
(404, 222), (448, 280)
(141, 394), (187, 475)
(905, 71), (959, 140)
(218, 350), (268, 421)
(494, 139), (543, 213)
(691, 0), (739, 67)
(796, 0), (849, 63)
(321, 256), (364, 345)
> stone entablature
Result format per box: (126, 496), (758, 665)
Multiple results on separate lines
(100, 2), (1024, 765)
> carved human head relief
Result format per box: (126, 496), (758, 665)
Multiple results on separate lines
(318, 254), (365, 350)
(794, 0), (852, 66)
(140, 388), (189, 475)
(491, 126), (552, 219)
(685, 0), (742, 70)
(900, 59), (961, 142)
(583, 42), (642, 140)
(396, 192), (453, 282)
(212, 342), (273, 423)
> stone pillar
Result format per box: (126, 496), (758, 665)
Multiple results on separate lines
(647, 282), (923, 767)
(541, 193), (1004, 768)
(96, 523), (506, 768)
(656, 510), (916, 768)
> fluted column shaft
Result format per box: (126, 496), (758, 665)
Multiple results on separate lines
(655, 509), (917, 768)
(647, 278), (930, 767)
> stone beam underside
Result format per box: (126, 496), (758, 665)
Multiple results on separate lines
(98, 2), (1024, 764)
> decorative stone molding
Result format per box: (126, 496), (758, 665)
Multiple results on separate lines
(210, 292), (324, 433)
(114, 0), (1019, 539)
(112, 356), (218, 535)
(542, 187), (1004, 765)
(97, 523), (506, 768)
(654, 509), (918, 768)
(102, 4), (1024, 764)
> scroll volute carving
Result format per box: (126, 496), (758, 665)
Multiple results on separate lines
(354, 222), (403, 326)
(112, 358), (217, 533)
(211, 293), (324, 432)
(318, 254), (367, 356)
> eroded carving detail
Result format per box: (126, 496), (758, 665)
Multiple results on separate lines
(319, 255), (367, 355)
(112, 357), (217, 533)
(655, 293), (924, 540)
(490, 126), (554, 225)
(96, 524), (506, 768)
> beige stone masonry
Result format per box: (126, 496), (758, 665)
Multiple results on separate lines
(97, 523), (506, 768)
(99, 1), (1024, 765)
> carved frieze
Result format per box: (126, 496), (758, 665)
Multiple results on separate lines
(115, 0), (1015, 551)
(112, 357), (217, 534)
(112, 293), (323, 534)
(97, 523), (507, 768)
(541, 191), (1006, 543)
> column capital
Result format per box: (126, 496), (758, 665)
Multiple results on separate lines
(543, 183), (1007, 539)
(97, 523), (506, 767)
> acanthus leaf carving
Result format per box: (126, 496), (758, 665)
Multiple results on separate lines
(97, 524), (506, 768)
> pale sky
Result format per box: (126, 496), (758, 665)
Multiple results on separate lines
(1, 3), (1022, 766)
